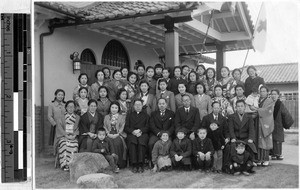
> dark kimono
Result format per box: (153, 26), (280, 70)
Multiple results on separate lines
(244, 76), (265, 97)
(168, 77), (187, 95)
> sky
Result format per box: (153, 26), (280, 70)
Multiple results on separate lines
(206, 0), (299, 70)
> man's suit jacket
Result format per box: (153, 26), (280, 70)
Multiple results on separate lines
(175, 106), (200, 134)
(228, 112), (255, 141)
(149, 109), (175, 137)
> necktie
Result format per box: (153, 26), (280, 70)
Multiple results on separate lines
(185, 108), (189, 115)
(214, 115), (218, 121)
(160, 111), (165, 117)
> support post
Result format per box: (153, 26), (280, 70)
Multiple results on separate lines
(165, 30), (179, 68)
(216, 44), (225, 80)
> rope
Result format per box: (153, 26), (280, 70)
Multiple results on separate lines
(200, 10), (215, 55)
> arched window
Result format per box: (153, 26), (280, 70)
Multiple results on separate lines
(81, 48), (96, 65)
(101, 40), (130, 69)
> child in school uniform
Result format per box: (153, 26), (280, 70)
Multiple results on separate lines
(192, 128), (214, 172)
(151, 131), (172, 172)
(92, 128), (119, 173)
(76, 87), (89, 116)
(230, 140), (255, 176)
(170, 128), (192, 170)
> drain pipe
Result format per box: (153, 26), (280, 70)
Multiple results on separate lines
(39, 26), (54, 152)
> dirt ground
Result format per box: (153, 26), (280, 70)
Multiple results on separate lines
(35, 133), (299, 189)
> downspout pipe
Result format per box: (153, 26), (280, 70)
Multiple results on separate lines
(39, 26), (54, 153)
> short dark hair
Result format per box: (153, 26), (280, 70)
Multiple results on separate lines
(211, 101), (220, 108)
(137, 64), (145, 70)
(139, 80), (150, 88)
(271, 88), (280, 95)
(206, 67), (216, 79)
(146, 66), (155, 73)
(95, 70), (104, 79)
(133, 98), (143, 105)
(109, 101), (121, 113)
(120, 66), (128, 73)
(52, 89), (66, 103)
(182, 65), (189, 70)
(246, 65), (257, 75)
(158, 78), (168, 86)
(65, 100), (75, 109)
(173, 66), (182, 75)
(97, 128), (106, 134)
(236, 99), (246, 106)
(188, 70), (199, 82)
(195, 82), (206, 94)
(98, 86), (109, 99)
(157, 97), (167, 104)
(112, 70), (122, 79)
(78, 86), (88, 94)
(221, 66), (230, 76)
(78, 73), (89, 83)
(88, 99), (98, 106)
(196, 64), (206, 72)
(127, 71), (138, 82)
(116, 88), (128, 100)
(197, 127), (207, 133)
(102, 67), (111, 73)
(235, 84), (244, 91)
(154, 63), (164, 69)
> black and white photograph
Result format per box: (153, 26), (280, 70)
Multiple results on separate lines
(0, 0), (299, 189)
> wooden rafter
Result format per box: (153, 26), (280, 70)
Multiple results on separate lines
(222, 18), (231, 33)
(232, 16), (240, 31)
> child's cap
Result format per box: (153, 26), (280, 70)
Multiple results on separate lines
(235, 140), (246, 148)
(176, 127), (187, 135)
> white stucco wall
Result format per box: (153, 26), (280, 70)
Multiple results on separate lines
(34, 21), (158, 106)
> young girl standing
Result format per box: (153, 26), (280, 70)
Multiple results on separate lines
(48, 89), (66, 151)
(73, 73), (92, 101)
(91, 70), (107, 100)
(120, 66), (129, 81)
(194, 82), (212, 120)
(212, 85), (233, 118)
(175, 82), (195, 109)
(97, 86), (111, 116)
(206, 68), (218, 98)
(107, 70), (126, 101)
(196, 64), (207, 82)
(102, 67), (111, 82)
(168, 66), (187, 95)
(116, 88), (130, 116)
(156, 79), (176, 112)
(76, 87), (89, 116)
(145, 66), (157, 95)
(218, 66), (234, 99)
(186, 71), (199, 95)
(133, 80), (156, 116)
(124, 72), (138, 101)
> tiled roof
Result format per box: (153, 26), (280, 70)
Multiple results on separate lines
(240, 62), (298, 84)
(36, 2), (199, 21)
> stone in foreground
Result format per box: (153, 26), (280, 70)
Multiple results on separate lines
(69, 152), (109, 182)
(77, 173), (118, 188)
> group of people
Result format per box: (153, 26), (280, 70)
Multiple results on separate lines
(48, 61), (294, 176)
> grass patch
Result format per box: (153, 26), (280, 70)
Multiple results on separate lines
(36, 156), (298, 188)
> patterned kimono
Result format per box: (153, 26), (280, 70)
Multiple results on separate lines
(97, 98), (111, 117)
(124, 83), (138, 100)
(76, 98), (88, 116)
(58, 113), (79, 169)
(212, 96), (233, 118)
(118, 100), (130, 116)
(206, 78), (218, 98)
(73, 84), (92, 101)
(218, 77), (234, 99)
(107, 79), (126, 101)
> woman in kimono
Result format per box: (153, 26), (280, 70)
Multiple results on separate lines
(72, 73), (92, 101)
(78, 99), (104, 152)
(270, 89), (294, 160)
(107, 70), (126, 101)
(48, 89), (66, 150)
(211, 85), (234, 118)
(116, 88), (130, 116)
(186, 71), (199, 95)
(218, 66), (234, 100)
(133, 80), (156, 116)
(97, 86), (111, 116)
(90, 70), (107, 100)
(206, 68), (218, 98)
(244, 65), (265, 97)
(103, 101), (127, 168)
(227, 68), (245, 99)
(57, 100), (79, 170)
(255, 86), (275, 166)
(124, 72), (139, 101)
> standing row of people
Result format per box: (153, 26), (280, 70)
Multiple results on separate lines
(47, 63), (293, 174)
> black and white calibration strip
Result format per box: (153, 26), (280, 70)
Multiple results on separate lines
(1, 13), (31, 183)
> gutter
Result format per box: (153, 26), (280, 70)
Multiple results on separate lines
(39, 26), (54, 152)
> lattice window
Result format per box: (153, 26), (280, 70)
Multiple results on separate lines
(101, 40), (129, 69)
(81, 48), (96, 65)
(281, 92), (298, 101)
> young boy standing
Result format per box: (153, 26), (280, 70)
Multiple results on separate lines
(92, 128), (119, 173)
(170, 128), (192, 170)
(192, 128), (214, 172)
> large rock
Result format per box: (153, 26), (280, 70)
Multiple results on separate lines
(77, 173), (118, 188)
(69, 152), (109, 182)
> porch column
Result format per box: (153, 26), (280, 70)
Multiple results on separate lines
(216, 44), (225, 81)
(165, 30), (179, 67)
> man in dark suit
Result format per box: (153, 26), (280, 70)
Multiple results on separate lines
(124, 99), (149, 173)
(149, 98), (175, 155)
(175, 95), (200, 140)
(225, 100), (257, 173)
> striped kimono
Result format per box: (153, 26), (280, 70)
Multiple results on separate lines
(57, 113), (79, 169)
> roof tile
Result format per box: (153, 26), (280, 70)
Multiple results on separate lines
(240, 62), (298, 84)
